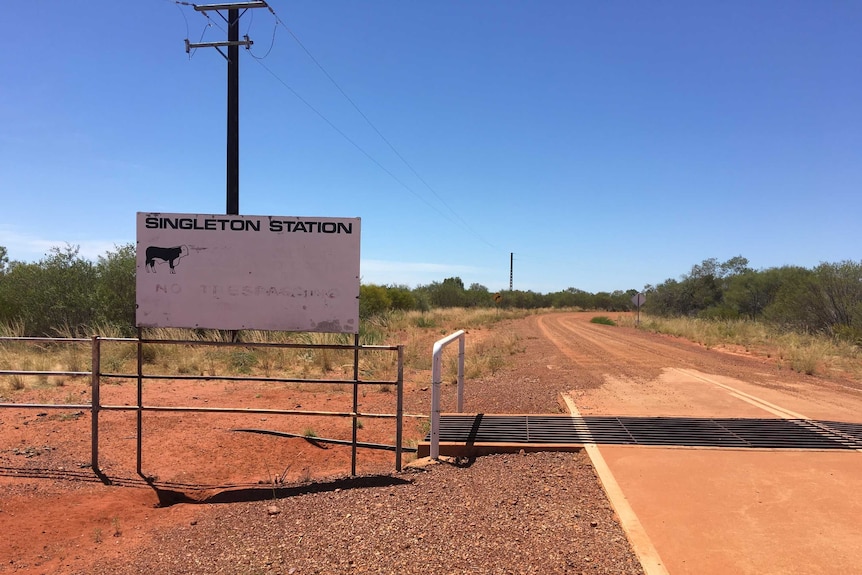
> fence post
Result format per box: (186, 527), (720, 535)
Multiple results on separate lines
(351, 333), (360, 477)
(136, 328), (144, 477)
(90, 336), (101, 473)
(396, 345), (404, 472)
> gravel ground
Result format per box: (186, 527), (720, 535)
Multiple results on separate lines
(80, 316), (646, 575)
(0, 316), (646, 574)
(86, 451), (644, 575)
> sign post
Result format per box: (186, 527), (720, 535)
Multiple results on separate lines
(631, 292), (646, 326)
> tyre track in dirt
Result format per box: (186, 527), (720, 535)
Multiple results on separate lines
(534, 313), (796, 393)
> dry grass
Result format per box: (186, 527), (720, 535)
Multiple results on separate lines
(0, 337), (91, 393)
(0, 308), (535, 394)
(618, 313), (861, 380)
(0, 320), (26, 338)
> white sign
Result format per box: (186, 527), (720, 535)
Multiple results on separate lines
(631, 292), (646, 307)
(136, 212), (360, 333)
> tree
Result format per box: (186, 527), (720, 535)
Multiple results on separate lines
(0, 245), (8, 275)
(465, 283), (493, 308)
(0, 260), (35, 327)
(359, 284), (391, 318)
(385, 285), (416, 311)
(647, 256), (751, 317)
(724, 267), (786, 320)
(593, 292), (613, 311)
(427, 277), (468, 308)
(95, 243), (137, 330)
(803, 261), (862, 334)
(756, 266), (812, 328)
(718, 256), (751, 280)
(680, 258), (724, 314)
(644, 278), (683, 316)
(0, 245), (99, 335)
(500, 290), (550, 309)
(549, 287), (593, 309)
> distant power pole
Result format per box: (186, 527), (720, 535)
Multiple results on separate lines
(185, 2), (267, 216)
(509, 252), (513, 291)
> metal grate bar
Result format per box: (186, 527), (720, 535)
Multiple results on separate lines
(427, 415), (858, 450)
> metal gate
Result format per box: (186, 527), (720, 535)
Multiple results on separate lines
(0, 334), (407, 483)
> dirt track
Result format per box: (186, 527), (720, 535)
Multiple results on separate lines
(2, 311), (861, 574)
(533, 313), (862, 575)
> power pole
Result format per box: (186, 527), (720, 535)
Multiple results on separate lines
(186, 2), (267, 215)
(186, 2), (267, 342)
(509, 252), (513, 291)
(226, 5), (240, 216)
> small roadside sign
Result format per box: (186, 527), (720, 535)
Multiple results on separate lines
(632, 292), (646, 326)
(494, 293), (502, 303)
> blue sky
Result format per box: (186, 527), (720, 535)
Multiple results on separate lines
(1, 1), (860, 293)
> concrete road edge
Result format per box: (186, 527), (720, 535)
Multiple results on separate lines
(562, 392), (669, 575)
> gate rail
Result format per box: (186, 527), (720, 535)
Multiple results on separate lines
(0, 334), (406, 482)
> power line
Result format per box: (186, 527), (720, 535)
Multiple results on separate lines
(174, 0), (502, 250)
(180, 2), (269, 215)
(188, 20), (215, 59)
(173, 0), (190, 40)
(251, 59), (468, 222)
(173, 0), (228, 57)
(248, 16), (277, 59)
(260, 2), (498, 250)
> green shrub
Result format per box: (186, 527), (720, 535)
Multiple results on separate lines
(590, 316), (616, 326)
(413, 314), (436, 328)
(359, 284), (391, 319)
(698, 306), (740, 320)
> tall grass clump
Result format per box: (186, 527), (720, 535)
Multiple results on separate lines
(293, 332), (352, 374)
(5, 374), (26, 391)
(387, 308), (534, 374)
(634, 314), (860, 379)
(442, 330), (524, 382)
(633, 316), (768, 350)
(0, 320), (26, 338)
(773, 333), (842, 376)
(359, 318), (387, 346)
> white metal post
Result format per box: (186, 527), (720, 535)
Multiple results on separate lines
(431, 351), (442, 459)
(430, 330), (465, 460)
(457, 336), (465, 412)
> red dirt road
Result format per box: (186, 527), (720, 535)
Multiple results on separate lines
(539, 313), (862, 575)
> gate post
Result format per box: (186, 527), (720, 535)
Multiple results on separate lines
(136, 328), (144, 477)
(90, 336), (101, 473)
(396, 345), (404, 471)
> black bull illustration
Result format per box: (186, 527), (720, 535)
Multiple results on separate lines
(145, 245), (189, 274)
